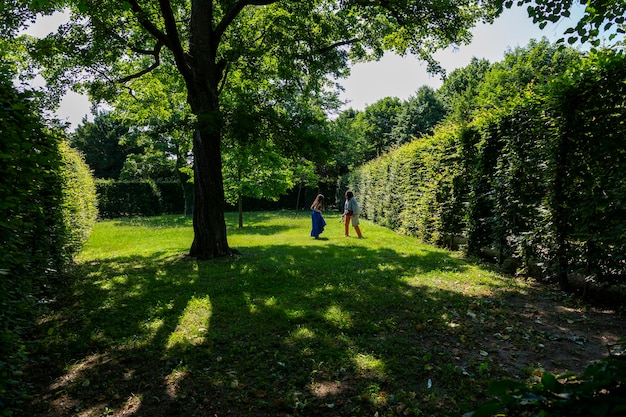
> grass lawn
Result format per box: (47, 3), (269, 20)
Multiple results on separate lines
(22, 211), (625, 417)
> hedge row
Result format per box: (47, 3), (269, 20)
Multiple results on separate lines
(1, 74), (98, 412)
(96, 180), (186, 218)
(95, 180), (337, 219)
(342, 50), (626, 289)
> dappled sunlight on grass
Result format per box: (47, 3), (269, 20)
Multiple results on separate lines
(353, 353), (387, 379)
(166, 296), (212, 351)
(289, 326), (316, 341)
(323, 305), (353, 329)
(27, 211), (605, 417)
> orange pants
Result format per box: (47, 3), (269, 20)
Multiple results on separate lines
(344, 215), (362, 237)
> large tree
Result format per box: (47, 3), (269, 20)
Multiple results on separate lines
(392, 85), (446, 145)
(23, 0), (504, 259)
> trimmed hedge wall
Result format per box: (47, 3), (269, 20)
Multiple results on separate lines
(95, 180), (337, 219)
(96, 180), (185, 218)
(341, 50), (626, 288)
(1, 74), (98, 412)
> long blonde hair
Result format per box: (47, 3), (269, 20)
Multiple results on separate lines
(310, 194), (324, 210)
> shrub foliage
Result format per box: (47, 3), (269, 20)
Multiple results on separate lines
(468, 338), (626, 417)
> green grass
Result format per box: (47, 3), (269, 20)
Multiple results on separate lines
(29, 211), (533, 417)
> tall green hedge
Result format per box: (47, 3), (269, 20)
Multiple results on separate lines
(1, 78), (61, 412)
(59, 142), (99, 257)
(1, 72), (98, 413)
(341, 122), (470, 249)
(95, 181), (337, 219)
(343, 49), (626, 288)
(543, 49), (626, 288)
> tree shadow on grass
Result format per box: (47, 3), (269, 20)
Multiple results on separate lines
(20, 240), (624, 417)
(112, 215), (193, 228)
(229, 224), (296, 236)
(112, 212), (298, 236)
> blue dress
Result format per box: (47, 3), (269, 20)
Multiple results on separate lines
(310, 209), (326, 238)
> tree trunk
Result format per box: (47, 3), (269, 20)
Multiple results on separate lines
(184, 0), (233, 259)
(175, 147), (194, 217)
(188, 125), (232, 259)
(238, 193), (243, 229)
(295, 183), (303, 214)
(185, 69), (232, 259)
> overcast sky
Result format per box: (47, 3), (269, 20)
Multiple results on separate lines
(28, 5), (593, 129)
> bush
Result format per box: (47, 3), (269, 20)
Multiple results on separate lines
(467, 338), (626, 417)
(59, 142), (99, 257)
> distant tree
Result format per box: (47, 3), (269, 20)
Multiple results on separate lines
(70, 111), (137, 179)
(392, 86), (446, 145)
(109, 63), (193, 189)
(437, 57), (491, 123)
(361, 97), (403, 157)
(223, 139), (294, 227)
(329, 108), (364, 176)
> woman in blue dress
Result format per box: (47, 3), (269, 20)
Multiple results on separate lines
(310, 194), (326, 239)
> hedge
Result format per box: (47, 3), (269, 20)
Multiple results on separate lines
(1, 72), (98, 413)
(95, 180), (337, 219)
(342, 49), (626, 288)
(96, 180), (183, 218)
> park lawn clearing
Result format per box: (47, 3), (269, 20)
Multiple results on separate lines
(24, 211), (625, 417)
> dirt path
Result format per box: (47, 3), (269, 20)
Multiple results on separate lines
(489, 282), (625, 377)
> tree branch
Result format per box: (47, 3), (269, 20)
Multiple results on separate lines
(116, 41), (163, 84)
(124, 0), (192, 83)
(125, 0), (171, 47)
(314, 38), (360, 55)
(157, 0), (190, 76)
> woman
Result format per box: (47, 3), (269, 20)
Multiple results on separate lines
(310, 194), (327, 239)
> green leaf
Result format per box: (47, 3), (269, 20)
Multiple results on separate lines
(470, 401), (503, 417)
(541, 372), (560, 392)
(488, 379), (526, 395)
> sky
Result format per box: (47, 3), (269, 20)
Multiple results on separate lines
(336, 5), (587, 110)
(28, 5), (589, 130)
